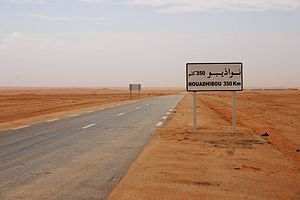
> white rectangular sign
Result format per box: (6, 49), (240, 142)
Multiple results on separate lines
(186, 63), (243, 91)
(129, 84), (141, 90)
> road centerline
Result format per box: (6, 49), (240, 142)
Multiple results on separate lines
(82, 123), (96, 129)
(47, 118), (59, 122)
(117, 113), (125, 116)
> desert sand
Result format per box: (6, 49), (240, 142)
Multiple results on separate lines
(108, 90), (300, 200)
(0, 87), (182, 131)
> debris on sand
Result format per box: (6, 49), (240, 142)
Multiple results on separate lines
(260, 132), (269, 137)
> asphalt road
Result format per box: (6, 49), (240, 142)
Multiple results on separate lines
(0, 94), (184, 200)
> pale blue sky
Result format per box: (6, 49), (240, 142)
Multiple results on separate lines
(1, 0), (300, 88)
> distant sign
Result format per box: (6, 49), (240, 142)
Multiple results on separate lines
(129, 84), (141, 91)
(186, 63), (243, 91)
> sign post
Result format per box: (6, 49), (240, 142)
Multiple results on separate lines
(232, 91), (236, 133)
(130, 89), (132, 100)
(129, 84), (142, 100)
(193, 91), (197, 133)
(186, 63), (243, 133)
(138, 89), (141, 99)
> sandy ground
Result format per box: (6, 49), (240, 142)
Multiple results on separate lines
(108, 90), (300, 200)
(0, 87), (182, 131)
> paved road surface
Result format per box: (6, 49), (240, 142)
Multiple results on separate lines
(0, 94), (184, 200)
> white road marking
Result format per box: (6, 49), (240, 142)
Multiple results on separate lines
(86, 110), (95, 113)
(166, 112), (170, 115)
(69, 114), (79, 117)
(12, 125), (31, 130)
(136, 107), (141, 109)
(162, 116), (167, 120)
(146, 103), (150, 106)
(82, 124), (96, 129)
(117, 113), (125, 116)
(47, 118), (59, 122)
(156, 122), (163, 127)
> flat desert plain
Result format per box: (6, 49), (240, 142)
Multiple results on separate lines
(108, 89), (300, 200)
(0, 87), (182, 131)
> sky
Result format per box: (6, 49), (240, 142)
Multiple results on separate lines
(0, 0), (300, 88)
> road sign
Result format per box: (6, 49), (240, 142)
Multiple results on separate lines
(129, 84), (141, 91)
(129, 84), (141, 99)
(186, 62), (243, 134)
(186, 63), (243, 91)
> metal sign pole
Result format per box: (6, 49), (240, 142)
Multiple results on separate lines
(193, 91), (197, 133)
(138, 89), (141, 99)
(130, 89), (132, 100)
(232, 91), (236, 133)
